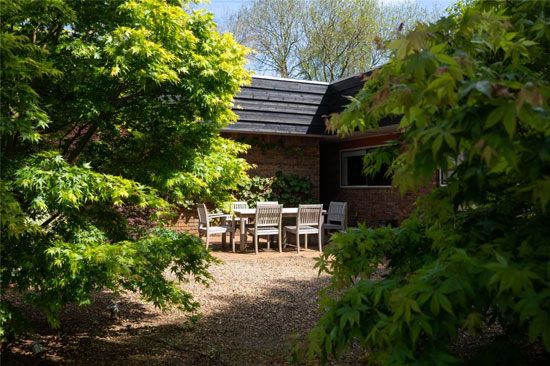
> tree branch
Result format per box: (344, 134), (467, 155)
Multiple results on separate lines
(41, 212), (60, 228)
(64, 84), (127, 164)
(60, 123), (87, 155)
(65, 123), (100, 164)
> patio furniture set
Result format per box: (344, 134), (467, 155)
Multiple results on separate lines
(196, 201), (347, 254)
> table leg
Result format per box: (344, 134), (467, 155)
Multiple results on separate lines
(239, 213), (246, 252)
(221, 216), (226, 249)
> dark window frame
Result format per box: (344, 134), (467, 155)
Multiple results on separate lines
(439, 169), (449, 186)
(340, 145), (393, 188)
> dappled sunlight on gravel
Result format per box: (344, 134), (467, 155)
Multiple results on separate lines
(2, 241), (366, 365)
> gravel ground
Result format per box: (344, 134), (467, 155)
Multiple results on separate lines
(2, 240), (366, 365)
(6, 239), (544, 365)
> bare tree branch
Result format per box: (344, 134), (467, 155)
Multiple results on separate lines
(227, 0), (443, 82)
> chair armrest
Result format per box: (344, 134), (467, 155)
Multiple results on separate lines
(208, 213), (232, 220)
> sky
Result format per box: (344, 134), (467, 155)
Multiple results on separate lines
(193, 0), (458, 27)
(191, 0), (458, 77)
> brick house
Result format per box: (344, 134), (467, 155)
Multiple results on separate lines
(171, 73), (438, 234)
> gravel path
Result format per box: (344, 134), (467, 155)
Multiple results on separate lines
(2, 242), (365, 365)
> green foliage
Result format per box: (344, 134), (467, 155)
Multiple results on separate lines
(307, 0), (550, 364)
(235, 171), (313, 207)
(271, 171), (313, 206)
(1, 0), (249, 339)
(2, 224), (218, 329)
(148, 137), (252, 209)
(235, 176), (274, 207)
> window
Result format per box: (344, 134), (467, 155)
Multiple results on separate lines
(439, 153), (466, 186)
(341, 147), (392, 187)
(439, 169), (449, 186)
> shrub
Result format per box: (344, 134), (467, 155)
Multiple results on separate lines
(304, 0), (550, 364)
(0, 0), (248, 338)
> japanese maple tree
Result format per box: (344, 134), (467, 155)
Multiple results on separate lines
(305, 0), (550, 364)
(1, 0), (250, 337)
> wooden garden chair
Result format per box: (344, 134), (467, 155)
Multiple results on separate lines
(284, 204), (324, 253)
(322, 201), (347, 241)
(246, 204), (283, 254)
(227, 201), (249, 235)
(196, 203), (234, 250)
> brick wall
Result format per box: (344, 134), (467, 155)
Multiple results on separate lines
(169, 208), (200, 235)
(169, 131), (436, 233)
(223, 132), (321, 200)
(169, 132), (321, 234)
(321, 133), (437, 227)
(323, 185), (433, 227)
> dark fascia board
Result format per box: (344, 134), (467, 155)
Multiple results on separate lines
(328, 67), (376, 93)
(224, 120), (327, 136)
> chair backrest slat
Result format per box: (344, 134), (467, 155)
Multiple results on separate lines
(197, 203), (209, 229)
(256, 201), (279, 207)
(232, 201), (248, 211)
(298, 204), (323, 226)
(327, 201), (347, 225)
(255, 204), (283, 228)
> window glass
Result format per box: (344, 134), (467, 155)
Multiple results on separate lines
(341, 147), (392, 187)
(346, 154), (367, 186)
(440, 153), (466, 186)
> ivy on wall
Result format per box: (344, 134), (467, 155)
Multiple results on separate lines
(234, 171), (313, 207)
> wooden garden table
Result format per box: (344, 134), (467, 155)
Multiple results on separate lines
(232, 208), (325, 252)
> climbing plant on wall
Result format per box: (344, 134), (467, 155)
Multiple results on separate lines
(235, 171), (313, 207)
